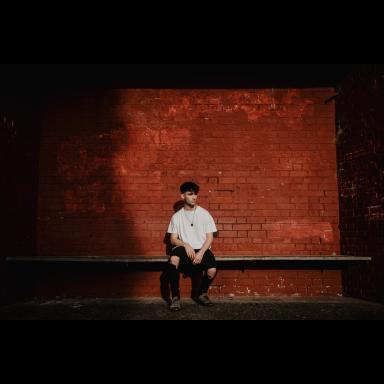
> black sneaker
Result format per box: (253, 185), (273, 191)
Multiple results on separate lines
(169, 297), (182, 312)
(194, 294), (214, 307)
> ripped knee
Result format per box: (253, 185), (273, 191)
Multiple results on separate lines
(170, 256), (180, 269)
(207, 268), (217, 280)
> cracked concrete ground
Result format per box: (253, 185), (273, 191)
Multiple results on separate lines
(1, 297), (384, 320)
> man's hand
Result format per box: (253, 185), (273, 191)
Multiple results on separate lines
(184, 244), (196, 260)
(193, 251), (204, 265)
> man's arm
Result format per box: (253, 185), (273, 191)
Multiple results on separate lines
(170, 234), (186, 248)
(170, 234), (196, 259)
(193, 233), (214, 264)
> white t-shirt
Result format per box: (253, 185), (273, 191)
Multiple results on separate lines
(167, 206), (218, 250)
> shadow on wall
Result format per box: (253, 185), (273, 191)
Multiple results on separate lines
(2, 92), (40, 258)
(39, 90), (149, 257)
(36, 90), (153, 298)
(1, 91), (40, 304)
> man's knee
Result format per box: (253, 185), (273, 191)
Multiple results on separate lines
(207, 268), (217, 280)
(170, 256), (180, 269)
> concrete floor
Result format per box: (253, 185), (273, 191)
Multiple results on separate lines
(1, 297), (384, 320)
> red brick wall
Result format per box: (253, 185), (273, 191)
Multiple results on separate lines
(38, 89), (340, 258)
(35, 88), (342, 298)
(337, 70), (384, 303)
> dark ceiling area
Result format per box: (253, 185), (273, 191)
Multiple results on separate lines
(1, 64), (382, 90)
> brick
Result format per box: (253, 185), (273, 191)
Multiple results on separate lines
(233, 224), (252, 231)
(218, 231), (238, 238)
(219, 217), (237, 224)
(248, 231), (267, 238)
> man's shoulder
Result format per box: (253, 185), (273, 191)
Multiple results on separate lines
(198, 206), (212, 216)
(172, 209), (183, 219)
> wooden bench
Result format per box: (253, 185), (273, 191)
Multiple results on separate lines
(6, 255), (372, 269)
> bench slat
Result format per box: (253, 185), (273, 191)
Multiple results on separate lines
(6, 256), (372, 263)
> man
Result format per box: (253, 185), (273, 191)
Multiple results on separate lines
(166, 181), (218, 312)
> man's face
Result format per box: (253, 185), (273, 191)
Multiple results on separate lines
(182, 191), (198, 207)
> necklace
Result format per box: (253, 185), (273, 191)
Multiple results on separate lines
(184, 206), (197, 227)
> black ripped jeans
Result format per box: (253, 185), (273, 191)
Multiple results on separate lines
(167, 246), (217, 298)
